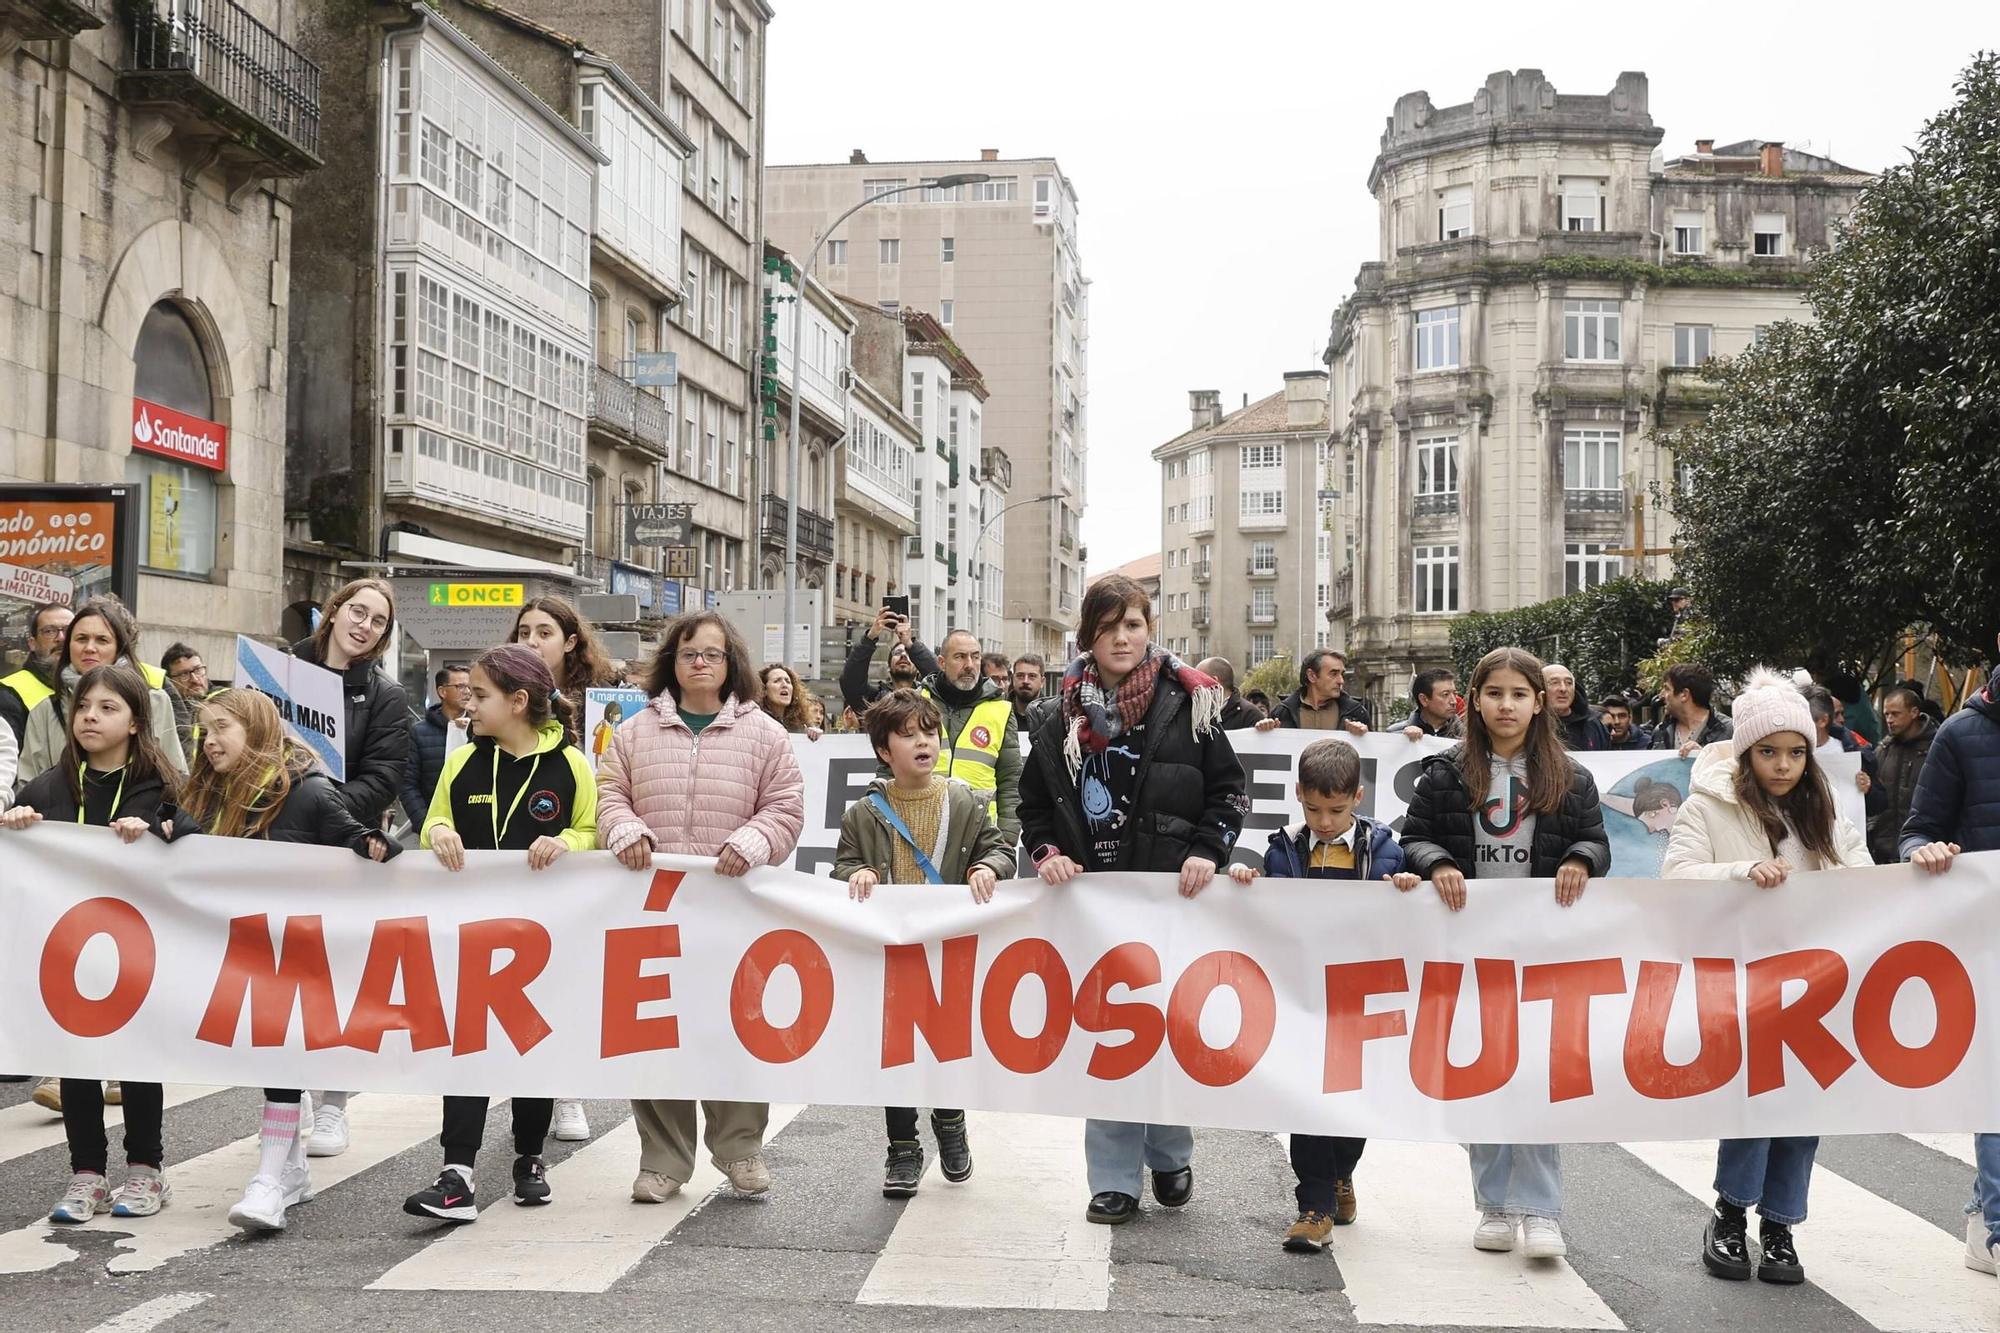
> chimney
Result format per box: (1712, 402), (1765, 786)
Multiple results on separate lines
(1283, 370), (1329, 427)
(849, 149), (868, 164)
(1188, 390), (1221, 430)
(1760, 142), (1784, 177)
(1694, 138), (1714, 155)
(979, 148), (999, 162)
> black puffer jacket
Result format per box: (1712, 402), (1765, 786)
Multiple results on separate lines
(1900, 677), (2000, 858)
(221, 769), (401, 858)
(1018, 672), (1248, 872)
(290, 638), (411, 827)
(9, 764), (197, 839)
(401, 703), (455, 826)
(1399, 748), (1611, 879)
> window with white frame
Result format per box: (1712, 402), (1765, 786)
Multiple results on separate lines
(940, 300), (953, 327)
(861, 177), (906, 200)
(1240, 486), (1284, 520)
(1563, 427), (1622, 493)
(1251, 633), (1275, 663)
(1414, 305), (1461, 372)
(1251, 586), (1276, 618)
(1753, 212), (1787, 256)
(971, 177), (1018, 202)
(1560, 177), (1605, 232)
(1251, 540), (1277, 575)
(1415, 433), (1459, 496)
(1564, 542), (1624, 595)
(1439, 184), (1473, 240)
(1673, 324), (1712, 368)
(1563, 298), (1621, 362)
(941, 236), (954, 263)
(1240, 442), (1283, 469)
(879, 238), (900, 264)
(1672, 209), (1704, 255)
(825, 239), (847, 265)
(1414, 544), (1459, 613)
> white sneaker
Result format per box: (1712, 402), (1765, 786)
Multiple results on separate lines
(1966, 1215), (2000, 1274)
(1473, 1211), (1518, 1252)
(551, 1099), (590, 1142)
(228, 1174), (288, 1233)
(632, 1170), (682, 1204)
(715, 1153), (771, 1195)
(308, 1102), (348, 1157)
(1522, 1215), (1568, 1259)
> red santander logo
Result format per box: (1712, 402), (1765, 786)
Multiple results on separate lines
(131, 397), (228, 472)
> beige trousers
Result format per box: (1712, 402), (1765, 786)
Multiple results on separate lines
(632, 1099), (769, 1182)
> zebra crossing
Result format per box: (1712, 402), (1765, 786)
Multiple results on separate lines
(0, 1084), (1992, 1332)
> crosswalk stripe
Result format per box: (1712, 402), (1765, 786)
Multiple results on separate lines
(1906, 1133), (1978, 1168)
(367, 1103), (804, 1293)
(1294, 1138), (1624, 1329)
(1620, 1138), (2000, 1332)
(84, 1292), (213, 1333)
(0, 1087), (217, 1171)
(0, 1093), (443, 1276)
(856, 1111), (1111, 1311)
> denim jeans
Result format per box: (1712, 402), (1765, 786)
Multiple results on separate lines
(1714, 1136), (1818, 1225)
(1085, 1119), (1193, 1198)
(1467, 1143), (1562, 1220)
(1968, 1132), (2000, 1245)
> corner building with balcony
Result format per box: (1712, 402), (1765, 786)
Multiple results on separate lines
(0, 0), (320, 666)
(1322, 69), (1872, 709)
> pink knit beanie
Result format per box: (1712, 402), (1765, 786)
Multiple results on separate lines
(1731, 667), (1815, 758)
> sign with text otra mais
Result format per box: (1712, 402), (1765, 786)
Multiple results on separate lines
(2, 802), (1977, 1145)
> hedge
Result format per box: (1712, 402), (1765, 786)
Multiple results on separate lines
(1448, 577), (1677, 702)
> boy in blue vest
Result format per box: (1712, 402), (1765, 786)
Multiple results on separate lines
(1229, 737), (1416, 1254)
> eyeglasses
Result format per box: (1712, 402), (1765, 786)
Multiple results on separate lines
(676, 648), (727, 666)
(340, 602), (391, 633)
(168, 666), (207, 681)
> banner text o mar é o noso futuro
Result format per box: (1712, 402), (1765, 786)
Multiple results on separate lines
(0, 824), (1984, 1144)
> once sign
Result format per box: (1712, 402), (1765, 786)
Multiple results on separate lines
(426, 582), (524, 608)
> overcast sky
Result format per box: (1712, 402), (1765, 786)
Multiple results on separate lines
(764, 2), (1983, 572)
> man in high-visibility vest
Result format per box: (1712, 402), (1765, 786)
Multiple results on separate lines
(0, 601), (72, 746)
(909, 628), (1022, 843)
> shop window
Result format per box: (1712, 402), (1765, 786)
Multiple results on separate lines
(125, 302), (222, 577)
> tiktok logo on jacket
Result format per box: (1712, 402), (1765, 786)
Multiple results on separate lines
(1476, 771), (1531, 866)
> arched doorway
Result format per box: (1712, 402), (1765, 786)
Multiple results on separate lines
(126, 301), (226, 578)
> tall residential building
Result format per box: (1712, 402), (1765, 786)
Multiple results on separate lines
(759, 243), (848, 621)
(838, 302), (921, 635)
(1323, 69), (1872, 710)
(766, 151), (1088, 659)
(0, 0), (320, 667)
(501, 0), (773, 601)
(1151, 377), (1331, 670)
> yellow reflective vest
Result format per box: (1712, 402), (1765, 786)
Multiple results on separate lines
(922, 691), (1013, 807)
(0, 667), (55, 716)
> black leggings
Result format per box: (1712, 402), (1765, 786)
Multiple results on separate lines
(441, 1096), (552, 1166)
(885, 1107), (963, 1142)
(62, 1079), (163, 1176)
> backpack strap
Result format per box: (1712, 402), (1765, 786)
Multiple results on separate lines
(867, 791), (946, 885)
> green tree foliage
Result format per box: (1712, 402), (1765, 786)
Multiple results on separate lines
(1241, 653), (1297, 707)
(1667, 53), (2000, 672)
(1448, 577), (1675, 702)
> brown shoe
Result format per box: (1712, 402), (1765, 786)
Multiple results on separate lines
(1283, 1210), (1334, 1254)
(1333, 1177), (1358, 1225)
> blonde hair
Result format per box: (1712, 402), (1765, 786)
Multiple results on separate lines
(181, 689), (315, 838)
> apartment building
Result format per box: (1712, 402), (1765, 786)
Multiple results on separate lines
(839, 301), (922, 633)
(1152, 375), (1332, 670)
(0, 0), (319, 666)
(1323, 69), (1872, 706)
(766, 150), (1086, 659)
(759, 244), (848, 620)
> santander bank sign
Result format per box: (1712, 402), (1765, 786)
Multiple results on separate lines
(131, 397), (227, 472)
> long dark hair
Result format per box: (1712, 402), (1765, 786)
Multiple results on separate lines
(61, 664), (180, 807)
(512, 595), (612, 738)
(308, 578), (397, 666)
(1460, 647), (1574, 816)
(758, 663), (813, 732)
(648, 611), (757, 706)
(476, 643), (558, 729)
(59, 596), (141, 699)
(1734, 742), (1840, 865)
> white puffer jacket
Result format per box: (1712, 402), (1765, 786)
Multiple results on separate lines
(1661, 741), (1872, 879)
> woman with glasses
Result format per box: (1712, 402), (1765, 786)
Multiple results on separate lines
(596, 610), (805, 1206)
(289, 577), (412, 1160)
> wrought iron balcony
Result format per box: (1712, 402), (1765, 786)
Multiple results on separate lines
(591, 366), (672, 460)
(759, 492), (834, 563)
(1192, 606), (1210, 628)
(1, 0), (103, 46)
(1246, 558), (1279, 579)
(1414, 492), (1460, 518)
(1564, 487), (1626, 515)
(120, 0), (322, 179)
(1191, 558), (1210, 583)
(1246, 605), (1277, 625)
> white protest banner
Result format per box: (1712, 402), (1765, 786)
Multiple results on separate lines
(777, 730), (1864, 881)
(583, 686), (648, 772)
(233, 635), (346, 782)
(0, 826), (1979, 1144)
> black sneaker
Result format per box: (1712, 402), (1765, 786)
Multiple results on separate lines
(883, 1141), (924, 1198)
(1758, 1221), (1804, 1284)
(403, 1168), (476, 1223)
(1702, 1205), (1751, 1280)
(931, 1112), (972, 1183)
(512, 1155), (551, 1206)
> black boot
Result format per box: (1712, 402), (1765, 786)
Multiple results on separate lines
(1758, 1220), (1804, 1284)
(1702, 1201), (1751, 1280)
(1086, 1191), (1138, 1224)
(882, 1141), (924, 1198)
(1151, 1165), (1194, 1209)
(931, 1112), (972, 1183)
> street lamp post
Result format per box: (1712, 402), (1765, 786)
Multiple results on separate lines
(967, 491), (1062, 648)
(782, 171), (993, 672)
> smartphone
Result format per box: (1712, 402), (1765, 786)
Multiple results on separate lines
(883, 594), (910, 622)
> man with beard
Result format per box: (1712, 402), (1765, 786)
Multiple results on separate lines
(982, 652), (1012, 693)
(840, 604), (923, 712)
(907, 628), (1023, 842)
(1, 601), (72, 746)
(1598, 693), (1652, 750)
(1196, 656), (1266, 730)
(1011, 653), (1057, 732)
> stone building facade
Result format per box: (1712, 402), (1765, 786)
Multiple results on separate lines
(1323, 69), (1873, 710)
(1, 0), (319, 667)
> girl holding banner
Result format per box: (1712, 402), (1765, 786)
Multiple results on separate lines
(291, 577), (410, 1158)
(2, 664), (193, 1224)
(171, 689), (400, 1233)
(1398, 647), (1611, 1262)
(1017, 574), (1248, 1227)
(1662, 669), (1872, 1286)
